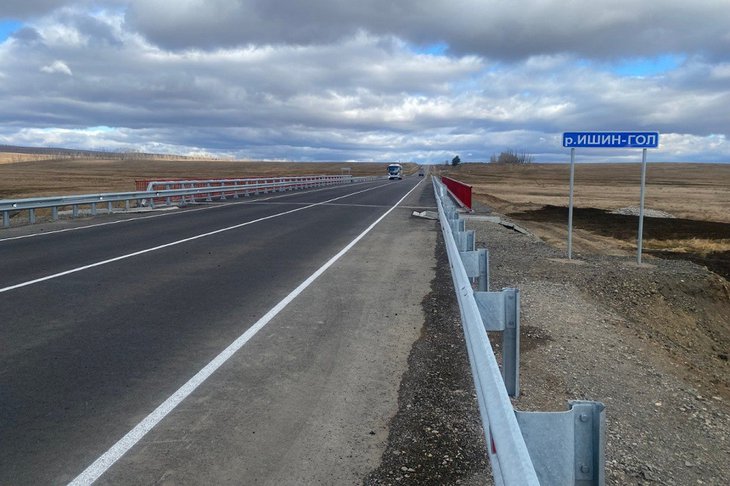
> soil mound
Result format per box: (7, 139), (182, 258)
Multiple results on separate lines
(510, 205), (730, 280)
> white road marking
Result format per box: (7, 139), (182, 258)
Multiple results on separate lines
(0, 182), (393, 294)
(67, 179), (423, 486)
(0, 180), (380, 243)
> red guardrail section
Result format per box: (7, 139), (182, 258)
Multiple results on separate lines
(441, 176), (472, 210)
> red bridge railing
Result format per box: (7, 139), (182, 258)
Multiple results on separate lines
(441, 176), (472, 210)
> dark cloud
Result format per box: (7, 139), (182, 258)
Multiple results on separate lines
(0, 3), (728, 162)
(10, 27), (43, 42)
(126, 0), (730, 61)
(1, 0), (72, 19)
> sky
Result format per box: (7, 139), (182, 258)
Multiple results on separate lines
(1, 1), (729, 163)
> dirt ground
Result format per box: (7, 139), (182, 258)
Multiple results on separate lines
(438, 162), (729, 392)
(469, 214), (729, 485)
(438, 162), (730, 285)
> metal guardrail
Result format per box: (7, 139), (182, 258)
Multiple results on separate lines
(433, 177), (605, 486)
(1, 175), (370, 228)
(141, 175), (351, 193)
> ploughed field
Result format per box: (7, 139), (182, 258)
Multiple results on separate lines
(440, 162), (730, 279)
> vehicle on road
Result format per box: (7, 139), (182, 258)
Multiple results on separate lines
(418, 168), (425, 177)
(387, 163), (403, 180)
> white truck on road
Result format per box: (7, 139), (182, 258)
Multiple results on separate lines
(387, 163), (403, 180)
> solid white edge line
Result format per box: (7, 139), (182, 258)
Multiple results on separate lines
(0, 182), (391, 294)
(67, 178), (423, 486)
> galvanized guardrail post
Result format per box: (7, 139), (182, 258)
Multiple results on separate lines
(516, 401), (606, 485)
(460, 247), (489, 291)
(472, 287), (520, 397)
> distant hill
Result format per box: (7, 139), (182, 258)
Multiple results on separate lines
(0, 145), (220, 161)
(0, 145), (113, 157)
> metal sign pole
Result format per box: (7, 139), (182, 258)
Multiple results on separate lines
(567, 147), (575, 259)
(563, 131), (658, 265)
(637, 148), (648, 264)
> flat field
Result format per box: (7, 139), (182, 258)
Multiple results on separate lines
(440, 162), (730, 279)
(0, 156), (412, 199)
(0, 153), (60, 165)
(440, 162), (730, 223)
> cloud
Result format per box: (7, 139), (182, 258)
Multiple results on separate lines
(40, 59), (72, 75)
(0, 3), (728, 162)
(1, 1), (76, 19)
(126, 0), (730, 61)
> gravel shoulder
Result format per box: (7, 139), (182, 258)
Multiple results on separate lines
(366, 201), (728, 485)
(364, 231), (490, 485)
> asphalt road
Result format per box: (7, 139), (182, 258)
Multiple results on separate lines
(0, 176), (438, 485)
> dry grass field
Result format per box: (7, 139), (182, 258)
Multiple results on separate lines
(0, 153), (60, 164)
(439, 162), (730, 279)
(0, 156), (415, 200)
(439, 162), (730, 223)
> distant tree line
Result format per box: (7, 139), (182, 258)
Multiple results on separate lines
(490, 150), (533, 164)
(442, 151), (533, 165)
(0, 145), (224, 161)
(0, 145), (103, 157)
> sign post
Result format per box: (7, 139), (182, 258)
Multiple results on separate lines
(637, 148), (648, 264)
(568, 147), (575, 259)
(562, 131), (659, 263)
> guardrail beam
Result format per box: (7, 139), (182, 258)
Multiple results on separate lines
(433, 177), (540, 484)
(433, 177), (605, 485)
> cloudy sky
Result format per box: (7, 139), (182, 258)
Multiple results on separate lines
(1, 1), (729, 162)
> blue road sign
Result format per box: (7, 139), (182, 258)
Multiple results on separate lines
(563, 131), (659, 148)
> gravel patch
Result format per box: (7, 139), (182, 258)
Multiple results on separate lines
(364, 232), (490, 486)
(610, 206), (677, 218)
